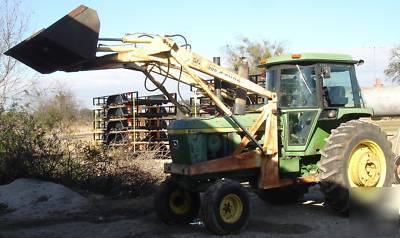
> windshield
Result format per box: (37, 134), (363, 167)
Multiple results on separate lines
(279, 66), (317, 108)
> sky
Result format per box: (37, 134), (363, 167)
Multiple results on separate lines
(16, 0), (400, 107)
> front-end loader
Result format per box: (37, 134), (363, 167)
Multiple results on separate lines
(5, 5), (396, 235)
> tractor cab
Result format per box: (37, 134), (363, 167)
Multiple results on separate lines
(262, 53), (364, 109)
(260, 53), (370, 151)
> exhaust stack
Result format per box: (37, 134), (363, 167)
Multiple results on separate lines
(5, 5), (99, 74)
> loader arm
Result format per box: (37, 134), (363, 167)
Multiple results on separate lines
(83, 34), (276, 116)
(5, 4), (278, 156)
(71, 51), (234, 100)
(95, 36), (274, 99)
(4, 5), (275, 114)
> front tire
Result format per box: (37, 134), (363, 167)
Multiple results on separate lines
(317, 120), (394, 213)
(154, 177), (200, 224)
(200, 179), (250, 235)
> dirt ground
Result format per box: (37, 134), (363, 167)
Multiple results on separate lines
(0, 185), (356, 238)
(1, 118), (399, 238)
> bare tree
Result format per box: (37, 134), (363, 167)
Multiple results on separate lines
(223, 37), (285, 75)
(0, 0), (30, 109)
(32, 85), (82, 129)
(384, 45), (400, 83)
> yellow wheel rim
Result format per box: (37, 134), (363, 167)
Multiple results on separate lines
(219, 194), (243, 224)
(347, 140), (387, 187)
(169, 189), (191, 215)
(396, 165), (400, 181)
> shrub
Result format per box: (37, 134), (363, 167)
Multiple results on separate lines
(0, 108), (63, 184)
(0, 108), (168, 197)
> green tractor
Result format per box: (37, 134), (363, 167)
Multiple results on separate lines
(155, 53), (395, 234)
(4, 5), (395, 235)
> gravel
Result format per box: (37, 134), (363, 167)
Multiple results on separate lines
(0, 179), (88, 220)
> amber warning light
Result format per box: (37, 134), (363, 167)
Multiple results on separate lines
(291, 54), (301, 59)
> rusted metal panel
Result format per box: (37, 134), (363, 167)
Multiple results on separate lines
(258, 155), (292, 189)
(167, 150), (261, 176)
(259, 99), (287, 189)
(297, 175), (318, 184)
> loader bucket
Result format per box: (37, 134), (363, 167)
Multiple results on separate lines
(4, 5), (100, 74)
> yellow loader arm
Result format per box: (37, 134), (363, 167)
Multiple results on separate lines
(5, 5), (278, 155)
(5, 5), (274, 115)
(92, 34), (274, 115)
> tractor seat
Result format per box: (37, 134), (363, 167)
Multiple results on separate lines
(327, 86), (348, 107)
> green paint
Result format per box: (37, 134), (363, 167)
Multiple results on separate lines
(281, 108), (321, 153)
(168, 113), (263, 165)
(280, 157), (300, 173)
(168, 113), (261, 133)
(261, 52), (359, 68)
(281, 108), (370, 157)
(300, 163), (319, 177)
(169, 133), (207, 164)
(337, 107), (372, 119)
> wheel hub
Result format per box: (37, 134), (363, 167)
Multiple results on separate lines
(219, 194), (243, 224)
(348, 140), (386, 187)
(169, 190), (191, 215)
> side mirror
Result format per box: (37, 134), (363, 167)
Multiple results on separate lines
(321, 66), (331, 79)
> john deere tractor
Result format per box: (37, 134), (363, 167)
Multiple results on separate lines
(5, 5), (395, 235)
(156, 53), (394, 234)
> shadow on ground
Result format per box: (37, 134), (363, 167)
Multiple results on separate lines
(0, 184), (351, 238)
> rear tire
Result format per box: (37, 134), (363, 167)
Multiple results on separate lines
(317, 120), (394, 213)
(154, 177), (200, 224)
(200, 179), (250, 235)
(395, 155), (400, 184)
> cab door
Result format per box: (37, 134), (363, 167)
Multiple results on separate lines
(276, 65), (321, 152)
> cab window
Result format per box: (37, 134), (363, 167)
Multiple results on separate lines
(321, 64), (360, 107)
(279, 66), (317, 108)
(266, 69), (277, 91)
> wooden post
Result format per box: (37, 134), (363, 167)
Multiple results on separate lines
(170, 51), (233, 116)
(234, 58), (248, 115)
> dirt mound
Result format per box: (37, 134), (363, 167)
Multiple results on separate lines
(0, 179), (88, 220)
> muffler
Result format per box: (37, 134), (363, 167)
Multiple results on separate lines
(4, 5), (99, 74)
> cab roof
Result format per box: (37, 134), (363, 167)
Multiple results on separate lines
(259, 53), (360, 68)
